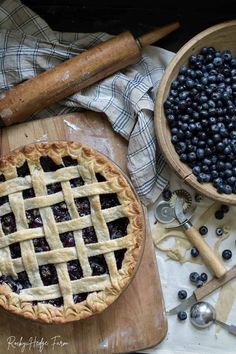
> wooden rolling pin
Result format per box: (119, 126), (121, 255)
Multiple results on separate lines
(0, 21), (180, 126)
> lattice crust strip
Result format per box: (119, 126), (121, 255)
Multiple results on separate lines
(0, 142), (144, 324)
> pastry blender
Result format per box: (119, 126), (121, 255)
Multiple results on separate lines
(155, 189), (227, 278)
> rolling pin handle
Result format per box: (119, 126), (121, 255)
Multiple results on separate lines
(136, 21), (180, 48)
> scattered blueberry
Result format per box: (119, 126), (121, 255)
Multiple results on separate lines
(194, 194), (203, 202)
(199, 226), (208, 236)
(196, 279), (204, 288)
(214, 210), (225, 220)
(220, 204), (230, 213)
(177, 311), (187, 321)
(222, 249), (232, 260)
(178, 289), (188, 300)
(215, 227), (224, 236)
(162, 189), (172, 201)
(189, 272), (200, 283)
(200, 272), (208, 282)
(191, 247), (199, 257)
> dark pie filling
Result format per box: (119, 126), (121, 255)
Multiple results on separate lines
(82, 226), (98, 244)
(60, 231), (75, 247)
(52, 202), (71, 222)
(89, 255), (109, 276)
(10, 242), (21, 259)
(17, 161), (30, 177)
(70, 177), (84, 188)
(74, 197), (90, 216)
(1, 213), (16, 235)
(62, 156), (78, 167)
(47, 182), (62, 194)
(0, 157), (129, 307)
(67, 260), (83, 280)
(23, 188), (35, 199)
(0, 195), (8, 206)
(40, 156), (63, 172)
(0, 174), (5, 182)
(39, 264), (58, 286)
(33, 237), (50, 253)
(100, 193), (120, 209)
(25, 209), (43, 228)
(0, 271), (30, 293)
(107, 217), (129, 239)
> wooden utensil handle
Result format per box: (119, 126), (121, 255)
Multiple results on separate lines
(194, 265), (236, 301)
(137, 21), (180, 47)
(0, 21), (180, 127)
(0, 31), (140, 126)
(184, 226), (227, 278)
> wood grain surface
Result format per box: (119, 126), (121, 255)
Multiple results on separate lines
(0, 111), (167, 354)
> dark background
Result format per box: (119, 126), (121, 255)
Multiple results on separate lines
(22, 1), (236, 52)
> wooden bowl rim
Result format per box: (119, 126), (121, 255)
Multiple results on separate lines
(154, 20), (236, 205)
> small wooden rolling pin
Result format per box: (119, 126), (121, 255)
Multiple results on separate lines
(0, 21), (180, 126)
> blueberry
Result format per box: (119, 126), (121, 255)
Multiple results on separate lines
(197, 173), (211, 183)
(223, 185), (232, 194)
(166, 114), (175, 123)
(180, 153), (187, 162)
(222, 50), (232, 61)
(171, 80), (179, 89)
(213, 57), (223, 66)
(211, 170), (218, 179)
(178, 289), (188, 300)
(215, 210), (224, 220)
(188, 152), (197, 162)
(196, 279), (204, 288)
(231, 58), (236, 67)
(186, 79), (195, 88)
(196, 148), (205, 159)
(162, 189), (172, 201)
(201, 165), (209, 173)
(192, 166), (201, 176)
(189, 272), (200, 283)
(220, 204), (230, 213)
(177, 311), (187, 321)
(200, 272), (208, 282)
(222, 249), (232, 260)
(199, 226), (208, 235)
(215, 227), (224, 236)
(227, 176), (236, 186)
(171, 135), (178, 144)
(194, 194), (203, 202)
(217, 184), (226, 194)
(179, 66), (187, 75)
(176, 142), (186, 153)
(191, 247), (199, 257)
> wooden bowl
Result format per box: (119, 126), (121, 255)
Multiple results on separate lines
(155, 20), (236, 205)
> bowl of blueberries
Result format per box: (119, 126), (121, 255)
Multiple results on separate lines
(155, 20), (236, 204)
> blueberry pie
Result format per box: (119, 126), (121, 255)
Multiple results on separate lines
(0, 141), (144, 323)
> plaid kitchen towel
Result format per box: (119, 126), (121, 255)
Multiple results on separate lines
(0, 0), (175, 206)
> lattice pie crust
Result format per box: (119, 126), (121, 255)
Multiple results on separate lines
(0, 141), (144, 323)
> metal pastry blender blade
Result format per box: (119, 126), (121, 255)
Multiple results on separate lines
(154, 189), (194, 228)
(170, 190), (227, 279)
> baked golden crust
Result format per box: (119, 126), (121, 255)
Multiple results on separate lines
(0, 141), (145, 323)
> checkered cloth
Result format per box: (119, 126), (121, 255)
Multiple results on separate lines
(0, 0), (175, 206)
